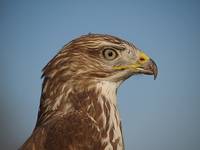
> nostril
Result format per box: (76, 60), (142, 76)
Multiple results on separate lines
(140, 57), (145, 61)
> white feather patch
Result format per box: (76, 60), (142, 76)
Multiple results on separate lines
(96, 81), (123, 150)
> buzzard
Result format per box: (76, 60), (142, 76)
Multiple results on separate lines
(20, 34), (157, 150)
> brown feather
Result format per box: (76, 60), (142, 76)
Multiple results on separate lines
(20, 34), (141, 150)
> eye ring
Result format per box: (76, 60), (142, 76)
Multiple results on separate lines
(102, 49), (118, 60)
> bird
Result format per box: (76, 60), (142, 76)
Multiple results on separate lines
(20, 34), (158, 150)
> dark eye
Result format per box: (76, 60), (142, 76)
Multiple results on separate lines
(103, 49), (118, 60)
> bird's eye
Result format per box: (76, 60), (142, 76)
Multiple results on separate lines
(103, 49), (118, 60)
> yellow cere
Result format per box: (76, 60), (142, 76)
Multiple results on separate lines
(139, 51), (150, 63)
(113, 51), (150, 70)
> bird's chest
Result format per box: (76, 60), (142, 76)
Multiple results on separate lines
(100, 104), (124, 150)
(95, 97), (123, 148)
(94, 81), (124, 149)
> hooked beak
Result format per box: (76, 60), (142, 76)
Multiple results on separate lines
(136, 58), (158, 80)
(113, 51), (158, 80)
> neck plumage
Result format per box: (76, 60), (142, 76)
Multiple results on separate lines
(36, 79), (124, 149)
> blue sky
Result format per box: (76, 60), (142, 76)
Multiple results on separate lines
(1, 0), (200, 149)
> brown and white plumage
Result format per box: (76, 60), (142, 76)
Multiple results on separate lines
(20, 34), (157, 150)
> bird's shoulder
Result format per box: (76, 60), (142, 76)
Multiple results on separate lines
(21, 111), (102, 150)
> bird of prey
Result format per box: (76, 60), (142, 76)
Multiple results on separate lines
(20, 34), (157, 150)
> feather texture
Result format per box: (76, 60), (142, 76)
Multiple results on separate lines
(20, 34), (157, 150)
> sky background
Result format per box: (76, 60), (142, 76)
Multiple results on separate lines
(1, 0), (200, 150)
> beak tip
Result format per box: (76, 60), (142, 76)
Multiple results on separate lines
(150, 59), (158, 80)
(154, 74), (157, 80)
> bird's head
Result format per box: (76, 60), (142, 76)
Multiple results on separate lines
(43, 34), (158, 87)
